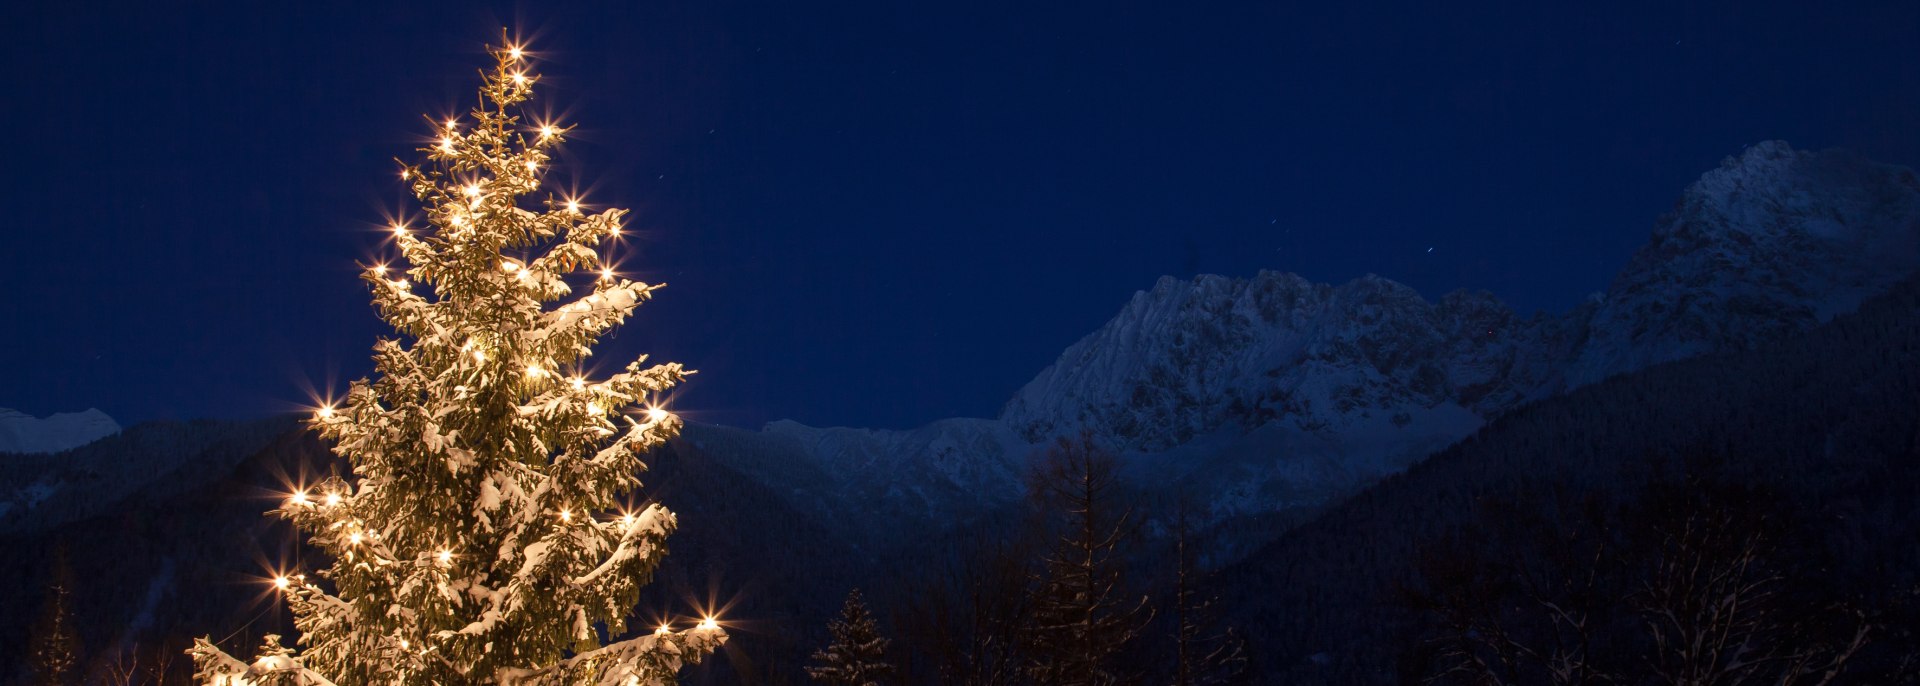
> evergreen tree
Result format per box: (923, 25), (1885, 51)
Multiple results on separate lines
(807, 589), (895, 686)
(28, 547), (82, 686)
(190, 36), (724, 685)
(1024, 433), (1151, 686)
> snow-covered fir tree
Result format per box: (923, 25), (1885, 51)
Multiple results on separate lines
(189, 37), (724, 685)
(806, 589), (894, 686)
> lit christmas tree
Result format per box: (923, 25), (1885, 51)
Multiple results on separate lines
(190, 38), (725, 685)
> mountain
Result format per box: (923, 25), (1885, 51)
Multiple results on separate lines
(696, 141), (1920, 539)
(3, 141), (1916, 683)
(0, 408), (120, 455)
(1212, 271), (1920, 684)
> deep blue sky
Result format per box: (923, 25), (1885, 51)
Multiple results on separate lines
(3, 1), (1916, 429)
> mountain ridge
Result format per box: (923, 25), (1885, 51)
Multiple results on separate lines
(688, 140), (1920, 544)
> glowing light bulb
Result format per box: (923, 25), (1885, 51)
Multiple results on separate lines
(472, 349), (486, 363)
(600, 268), (614, 281)
(525, 159), (538, 172)
(699, 617), (718, 630)
(391, 222), (407, 236)
(450, 215), (467, 228)
(656, 623), (671, 634)
(445, 118), (457, 130)
(609, 224), (621, 236)
(439, 137), (455, 152)
(437, 549), (452, 564)
(526, 364), (543, 377)
(291, 490), (311, 506)
(400, 169), (410, 180)
(399, 639), (410, 650)
(540, 125), (556, 139)
(370, 264), (387, 275)
(512, 72), (527, 85)
(325, 492), (342, 507)
(393, 279), (411, 290)
(464, 184), (481, 197)
(509, 46), (524, 60)
(274, 576), (291, 590)
(560, 509), (572, 522)
(348, 532), (362, 545)
(647, 407), (669, 422)
(317, 406), (334, 419)
(570, 377), (585, 391)
(565, 199), (580, 213)
(502, 261), (519, 273)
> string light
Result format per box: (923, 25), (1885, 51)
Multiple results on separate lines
(274, 576), (291, 591)
(699, 617), (718, 630)
(371, 264), (387, 275)
(437, 549), (453, 565)
(464, 184), (481, 197)
(325, 492), (342, 507)
(565, 199), (580, 213)
(560, 509), (572, 522)
(393, 279), (411, 290)
(508, 45), (524, 60)
(600, 267), (614, 281)
(540, 125), (556, 139)
(445, 119), (457, 130)
(570, 377), (586, 391)
(348, 532), (363, 545)
(502, 261), (519, 273)
(647, 407), (669, 422)
(291, 491), (311, 506)
(317, 406), (335, 419)
(526, 364), (544, 377)
(472, 349), (486, 363)
(391, 222), (408, 236)
(399, 639), (410, 650)
(609, 224), (621, 236)
(656, 624), (671, 634)
(525, 159), (538, 172)
(512, 72), (527, 85)
(440, 136), (455, 152)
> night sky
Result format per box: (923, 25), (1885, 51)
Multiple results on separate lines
(4, 1), (1917, 430)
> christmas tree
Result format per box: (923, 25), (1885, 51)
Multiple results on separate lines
(805, 589), (894, 686)
(29, 547), (81, 686)
(190, 37), (724, 685)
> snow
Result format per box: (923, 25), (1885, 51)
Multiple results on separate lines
(0, 407), (120, 454)
(685, 141), (1920, 543)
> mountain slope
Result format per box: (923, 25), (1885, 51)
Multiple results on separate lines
(688, 142), (1920, 549)
(1214, 274), (1920, 684)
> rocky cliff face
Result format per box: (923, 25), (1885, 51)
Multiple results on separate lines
(1003, 142), (1920, 455)
(1563, 141), (1920, 388)
(659, 142), (1920, 548)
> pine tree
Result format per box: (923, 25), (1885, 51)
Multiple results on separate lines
(28, 547), (82, 686)
(190, 36), (724, 685)
(807, 589), (895, 686)
(1023, 433), (1151, 686)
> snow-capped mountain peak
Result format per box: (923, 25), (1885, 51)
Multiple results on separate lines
(0, 407), (121, 455)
